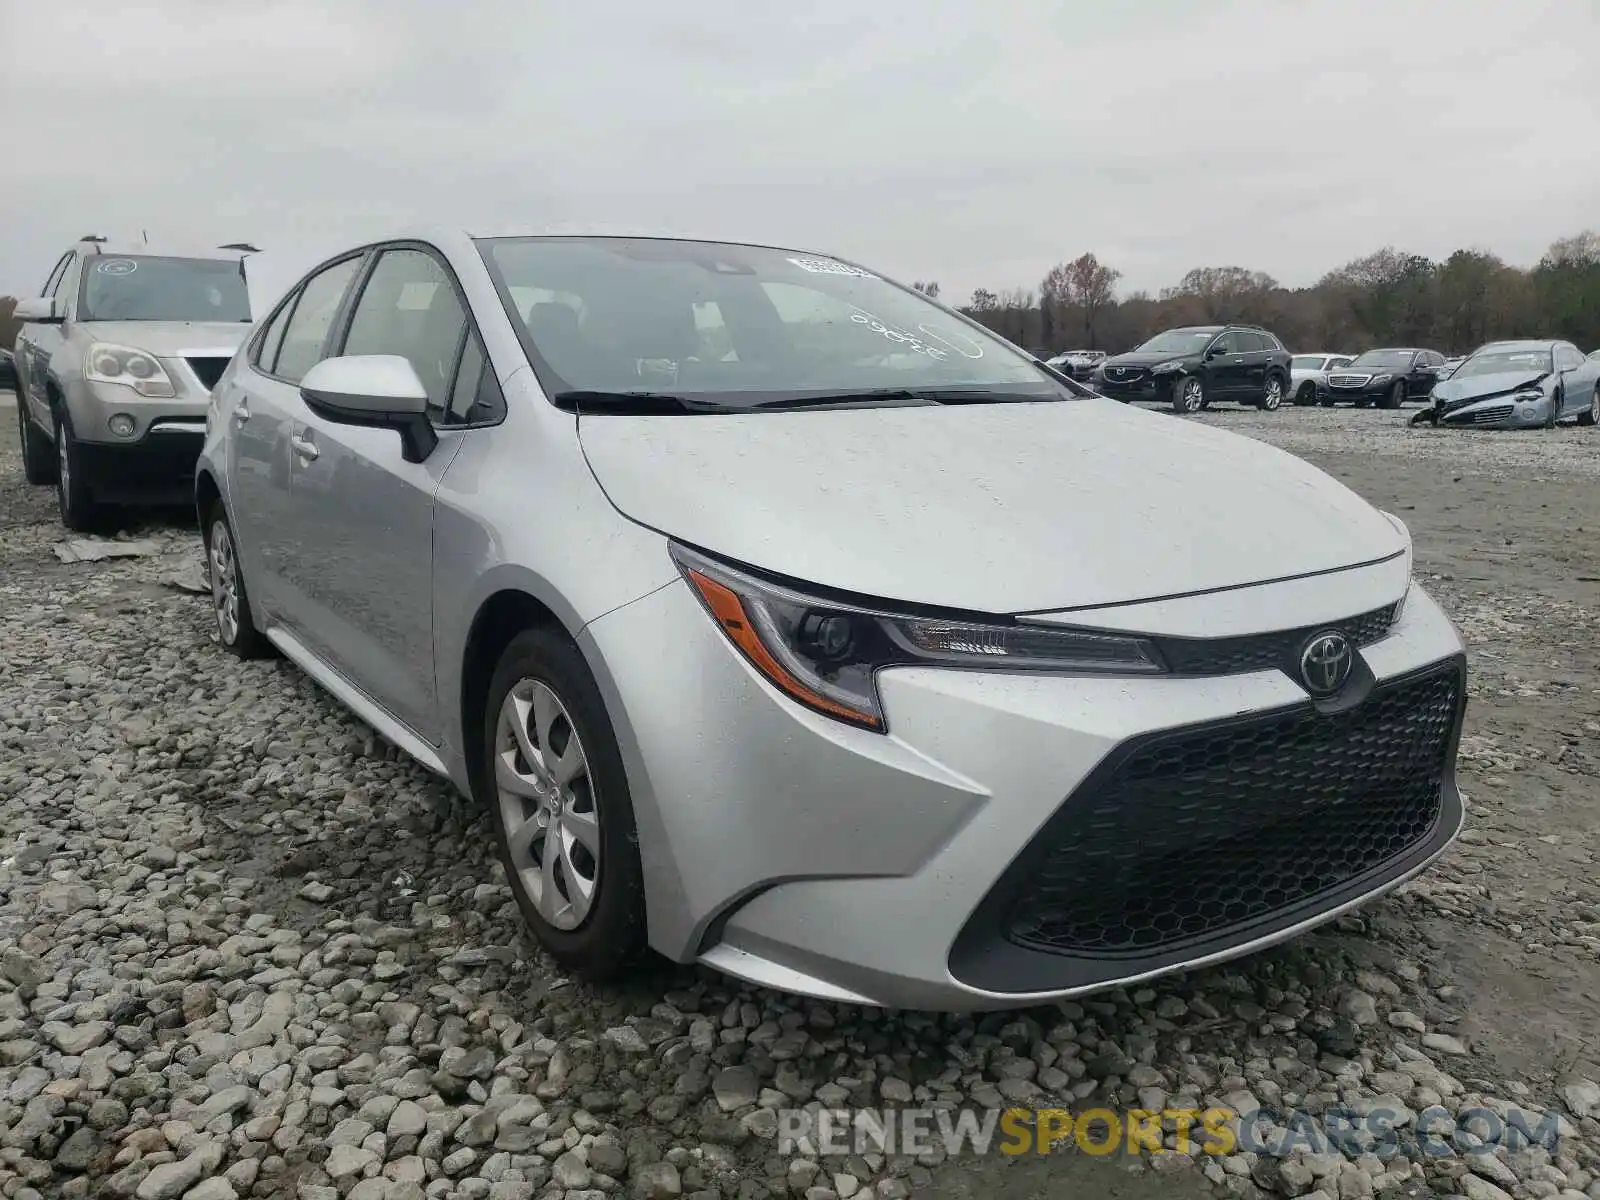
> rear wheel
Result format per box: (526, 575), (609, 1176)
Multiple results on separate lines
(482, 628), (646, 979)
(17, 396), (56, 485)
(1578, 386), (1598, 427)
(1172, 376), (1205, 414)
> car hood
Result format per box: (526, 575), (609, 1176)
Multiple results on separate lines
(1100, 351), (1195, 369)
(74, 320), (251, 357)
(1431, 369), (1548, 403)
(579, 399), (1405, 613)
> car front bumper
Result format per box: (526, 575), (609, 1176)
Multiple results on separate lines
(582, 566), (1468, 1011)
(60, 375), (210, 501)
(1093, 374), (1177, 402)
(1437, 393), (1552, 429)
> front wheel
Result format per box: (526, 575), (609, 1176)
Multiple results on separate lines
(1294, 382), (1317, 406)
(204, 507), (271, 659)
(1172, 375), (1205, 414)
(53, 407), (104, 532)
(1545, 388), (1562, 429)
(1381, 381), (1406, 410)
(1577, 387), (1598, 427)
(482, 628), (646, 980)
(1260, 376), (1284, 412)
(17, 397), (56, 485)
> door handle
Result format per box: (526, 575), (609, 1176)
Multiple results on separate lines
(233, 397), (251, 425)
(290, 434), (319, 462)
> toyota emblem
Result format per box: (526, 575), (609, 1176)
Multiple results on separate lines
(1299, 631), (1354, 696)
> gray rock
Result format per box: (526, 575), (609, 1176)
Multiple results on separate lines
(712, 1066), (759, 1112)
(633, 1161), (682, 1199)
(133, 1151), (206, 1200)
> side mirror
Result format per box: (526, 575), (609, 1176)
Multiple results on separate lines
(14, 297), (62, 324)
(299, 355), (438, 463)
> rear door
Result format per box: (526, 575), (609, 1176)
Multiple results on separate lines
(282, 243), (505, 743)
(224, 253), (367, 622)
(1238, 331), (1272, 395)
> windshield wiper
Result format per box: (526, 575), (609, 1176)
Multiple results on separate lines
(748, 388), (1070, 410)
(551, 390), (720, 414)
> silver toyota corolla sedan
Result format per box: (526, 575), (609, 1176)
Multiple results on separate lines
(197, 230), (1469, 1011)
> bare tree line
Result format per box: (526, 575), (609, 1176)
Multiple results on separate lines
(929, 232), (1600, 356)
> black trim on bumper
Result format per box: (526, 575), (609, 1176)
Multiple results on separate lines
(77, 429), (204, 504)
(948, 653), (1468, 996)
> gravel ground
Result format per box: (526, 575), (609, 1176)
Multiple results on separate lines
(1, 395), (1597, 1200)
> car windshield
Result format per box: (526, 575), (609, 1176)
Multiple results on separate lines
(1290, 356), (1327, 370)
(1349, 350), (1416, 369)
(1454, 347), (1552, 378)
(1135, 329), (1218, 355)
(475, 237), (1066, 407)
(77, 255), (252, 322)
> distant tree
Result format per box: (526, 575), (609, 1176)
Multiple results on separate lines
(1161, 266), (1279, 324)
(966, 288), (998, 313)
(911, 280), (942, 299)
(1541, 230), (1600, 269)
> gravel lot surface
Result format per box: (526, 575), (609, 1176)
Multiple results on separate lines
(1, 395), (1597, 1200)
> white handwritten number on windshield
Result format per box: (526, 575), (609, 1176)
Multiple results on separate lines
(849, 313), (950, 360)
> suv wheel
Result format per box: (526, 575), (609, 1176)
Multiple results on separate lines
(17, 397), (56, 485)
(1261, 376), (1284, 411)
(1172, 376), (1205, 414)
(205, 506), (271, 659)
(482, 628), (646, 979)
(53, 407), (104, 532)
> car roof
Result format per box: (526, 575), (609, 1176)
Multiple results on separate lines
(1475, 339), (1557, 351)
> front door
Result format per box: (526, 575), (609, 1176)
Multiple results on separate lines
(16, 253), (74, 427)
(279, 245), (486, 743)
(1204, 331), (1249, 398)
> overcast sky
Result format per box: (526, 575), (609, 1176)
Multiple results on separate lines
(3, 0), (1597, 310)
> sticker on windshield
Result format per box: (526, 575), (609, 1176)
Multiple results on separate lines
(787, 255), (876, 279)
(847, 310), (948, 360)
(98, 259), (137, 276)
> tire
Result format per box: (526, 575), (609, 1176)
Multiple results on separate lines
(1381, 381), (1406, 410)
(481, 627), (646, 980)
(1545, 388), (1561, 429)
(17, 396), (56, 485)
(1578, 386), (1598, 427)
(1172, 375), (1205, 414)
(1260, 375), (1284, 412)
(203, 504), (272, 659)
(1294, 382), (1317, 406)
(53, 406), (104, 532)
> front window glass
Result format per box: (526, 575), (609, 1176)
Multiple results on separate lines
(477, 237), (1064, 407)
(78, 255), (252, 322)
(1348, 349), (1416, 370)
(1136, 329), (1218, 355)
(1454, 346), (1553, 379)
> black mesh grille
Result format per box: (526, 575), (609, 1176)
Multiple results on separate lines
(1154, 603), (1397, 677)
(1003, 664), (1460, 957)
(186, 356), (230, 390)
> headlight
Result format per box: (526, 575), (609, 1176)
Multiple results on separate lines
(671, 544), (1166, 732)
(1513, 389), (1544, 402)
(1150, 360), (1185, 374)
(85, 343), (176, 398)
(1370, 374), (1393, 387)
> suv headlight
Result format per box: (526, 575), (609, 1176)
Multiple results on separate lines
(85, 343), (177, 398)
(1150, 360), (1185, 374)
(671, 544), (1166, 732)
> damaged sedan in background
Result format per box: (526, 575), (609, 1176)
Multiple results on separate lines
(1414, 339), (1600, 429)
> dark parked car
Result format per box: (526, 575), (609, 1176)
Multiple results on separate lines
(1323, 348), (1446, 408)
(1092, 325), (1293, 413)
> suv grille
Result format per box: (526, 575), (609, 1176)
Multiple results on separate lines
(1001, 662), (1461, 957)
(1328, 374), (1371, 388)
(186, 356), (231, 390)
(1103, 367), (1146, 383)
(1154, 603), (1397, 677)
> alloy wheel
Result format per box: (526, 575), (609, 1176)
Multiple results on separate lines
(494, 679), (601, 931)
(209, 519), (241, 645)
(1262, 378), (1283, 411)
(1180, 378), (1203, 413)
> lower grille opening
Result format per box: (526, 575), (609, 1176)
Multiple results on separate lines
(1001, 663), (1461, 958)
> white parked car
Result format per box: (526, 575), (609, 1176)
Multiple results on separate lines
(1289, 352), (1356, 406)
(196, 229), (1469, 1011)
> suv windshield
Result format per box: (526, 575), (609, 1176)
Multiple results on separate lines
(78, 255), (252, 322)
(1454, 347), (1552, 379)
(1136, 329), (1219, 355)
(1349, 349), (1416, 370)
(475, 237), (1065, 407)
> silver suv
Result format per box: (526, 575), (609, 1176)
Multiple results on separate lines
(13, 239), (257, 529)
